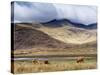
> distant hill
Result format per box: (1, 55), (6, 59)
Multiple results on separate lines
(42, 19), (97, 29)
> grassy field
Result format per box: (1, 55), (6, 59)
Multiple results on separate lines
(12, 59), (97, 74)
(12, 46), (97, 57)
(12, 42), (97, 74)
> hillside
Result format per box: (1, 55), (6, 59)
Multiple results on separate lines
(14, 24), (73, 50)
(13, 19), (97, 45)
(12, 22), (97, 51)
(38, 25), (97, 44)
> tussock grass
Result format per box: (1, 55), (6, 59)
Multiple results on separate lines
(12, 60), (97, 74)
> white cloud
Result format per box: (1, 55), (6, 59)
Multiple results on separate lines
(54, 4), (97, 25)
(13, 2), (57, 23)
(12, 2), (97, 25)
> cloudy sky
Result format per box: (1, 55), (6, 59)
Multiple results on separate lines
(11, 1), (97, 25)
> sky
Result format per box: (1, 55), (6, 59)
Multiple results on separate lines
(11, 1), (97, 25)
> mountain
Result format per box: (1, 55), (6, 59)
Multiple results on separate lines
(12, 18), (97, 50)
(12, 21), (97, 45)
(42, 19), (68, 27)
(13, 24), (73, 50)
(37, 24), (97, 44)
(42, 19), (97, 29)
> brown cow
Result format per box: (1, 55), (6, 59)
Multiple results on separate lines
(38, 60), (49, 64)
(44, 60), (49, 64)
(32, 59), (49, 64)
(32, 59), (38, 64)
(32, 60), (43, 64)
(76, 56), (84, 63)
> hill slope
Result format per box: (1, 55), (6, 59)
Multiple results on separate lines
(38, 25), (97, 44)
(14, 22), (97, 44)
(14, 24), (73, 50)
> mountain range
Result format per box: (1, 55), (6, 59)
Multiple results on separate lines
(12, 19), (97, 50)
(42, 19), (97, 29)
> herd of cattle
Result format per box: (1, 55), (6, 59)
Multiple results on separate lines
(32, 56), (84, 64)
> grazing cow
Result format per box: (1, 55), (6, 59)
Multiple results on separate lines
(32, 59), (49, 64)
(38, 60), (49, 64)
(76, 56), (84, 63)
(32, 59), (38, 64)
(44, 60), (49, 64)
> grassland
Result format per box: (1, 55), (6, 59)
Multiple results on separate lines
(12, 23), (97, 74)
(12, 59), (97, 74)
(13, 51), (96, 57)
(12, 43), (97, 74)
(12, 46), (97, 74)
(12, 45), (97, 57)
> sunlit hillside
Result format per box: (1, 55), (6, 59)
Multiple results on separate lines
(15, 23), (97, 44)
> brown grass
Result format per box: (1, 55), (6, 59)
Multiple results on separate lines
(13, 47), (97, 57)
(12, 60), (97, 74)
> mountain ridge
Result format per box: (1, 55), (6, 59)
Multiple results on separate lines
(42, 19), (97, 29)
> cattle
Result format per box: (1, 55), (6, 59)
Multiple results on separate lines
(44, 60), (49, 64)
(32, 59), (38, 64)
(76, 56), (84, 63)
(32, 59), (49, 64)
